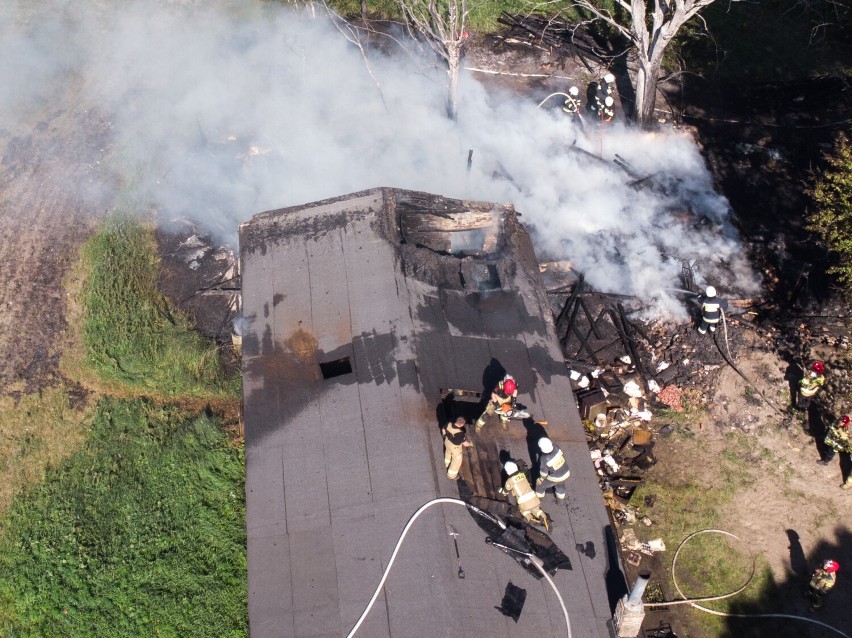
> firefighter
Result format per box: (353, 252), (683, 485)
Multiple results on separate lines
(600, 72), (615, 96)
(796, 361), (826, 411)
(500, 460), (550, 530)
(697, 286), (728, 335)
(591, 91), (615, 122)
(535, 437), (571, 501)
(562, 86), (581, 116)
(442, 416), (472, 480)
(819, 414), (852, 489)
(475, 374), (518, 432)
(807, 560), (839, 610)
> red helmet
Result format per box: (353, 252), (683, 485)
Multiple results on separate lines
(812, 361), (825, 374)
(842, 415), (851, 427)
(502, 377), (517, 395)
(824, 560), (840, 573)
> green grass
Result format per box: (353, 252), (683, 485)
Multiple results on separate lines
(633, 431), (776, 635)
(81, 215), (240, 399)
(0, 398), (246, 638)
(0, 386), (92, 516)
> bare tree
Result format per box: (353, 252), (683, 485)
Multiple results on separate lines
(396, 0), (470, 119)
(573, 0), (725, 127)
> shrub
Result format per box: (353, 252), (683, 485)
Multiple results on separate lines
(807, 132), (852, 292)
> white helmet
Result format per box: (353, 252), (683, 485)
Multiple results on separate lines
(604, 73), (615, 84)
(568, 86), (579, 96)
(604, 96), (614, 107)
(705, 286), (716, 297)
(538, 437), (554, 454)
(504, 461), (518, 475)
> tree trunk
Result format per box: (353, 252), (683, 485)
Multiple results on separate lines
(446, 46), (461, 120)
(634, 64), (660, 128)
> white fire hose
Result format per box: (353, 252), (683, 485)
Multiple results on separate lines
(345, 497), (572, 638)
(647, 529), (851, 638)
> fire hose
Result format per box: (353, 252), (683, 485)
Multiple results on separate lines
(345, 497), (573, 638)
(646, 529), (851, 638)
(712, 309), (786, 415)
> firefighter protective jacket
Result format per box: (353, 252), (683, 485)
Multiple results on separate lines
(824, 421), (850, 453)
(800, 373), (825, 397)
(444, 421), (467, 446)
(538, 446), (571, 481)
(504, 471), (540, 512)
(809, 568), (836, 594)
(699, 295), (728, 324)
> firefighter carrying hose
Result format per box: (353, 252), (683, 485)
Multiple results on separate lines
(697, 286), (728, 335)
(475, 374), (518, 432)
(796, 361), (826, 411)
(499, 460), (550, 530)
(562, 86), (581, 116)
(535, 438), (571, 502)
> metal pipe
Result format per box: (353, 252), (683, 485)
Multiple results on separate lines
(627, 571), (651, 605)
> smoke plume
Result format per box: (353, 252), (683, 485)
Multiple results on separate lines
(0, 0), (760, 318)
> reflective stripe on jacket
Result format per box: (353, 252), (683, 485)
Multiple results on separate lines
(800, 374), (825, 397)
(539, 448), (571, 481)
(505, 473), (539, 510)
(809, 569), (836, 593)
(702, 300), (722, 322)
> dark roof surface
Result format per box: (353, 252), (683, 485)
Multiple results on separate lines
(240, 188), (619, 638)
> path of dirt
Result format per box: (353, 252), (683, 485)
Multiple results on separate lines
(0, 101), (113, 395)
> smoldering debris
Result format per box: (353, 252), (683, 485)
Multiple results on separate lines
(0, 0), (759, 317)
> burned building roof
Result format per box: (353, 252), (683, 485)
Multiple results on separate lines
(239, 187), (618, 637)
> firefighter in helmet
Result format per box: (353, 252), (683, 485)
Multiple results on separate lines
(475, 374), (518, 432)
(442, 416), (472, 480)
(500, 460), (550, 530)
(819, 414), (852, 489)
(697, 286), (728, 335)
(535, 437), (571, 501)
(796, 361), (826, 411)
(600, 72), (615, 96)
(807, 560), (839, 610)
(562, 86), (581, 116)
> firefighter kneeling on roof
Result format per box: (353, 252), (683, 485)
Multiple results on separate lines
(475, 374), (517, 432)
(500, 460), (550, 531)
(535, 438), (571, 501)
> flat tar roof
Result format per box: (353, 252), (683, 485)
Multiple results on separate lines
(239, 188), (621, 637)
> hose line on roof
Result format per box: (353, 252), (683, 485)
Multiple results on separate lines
(345, 497), (573, 638)
(646, 529), (851, 638)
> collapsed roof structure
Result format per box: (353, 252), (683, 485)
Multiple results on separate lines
(239, 187), (620, 637)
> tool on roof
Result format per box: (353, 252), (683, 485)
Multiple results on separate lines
(447, 525), (465, 579)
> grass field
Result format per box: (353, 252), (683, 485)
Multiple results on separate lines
(0, 216), (246, 637)
(0, 399), (246, 638)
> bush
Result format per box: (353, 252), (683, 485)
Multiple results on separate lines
(807, 133), (852, 292)
(0, 398), (246, 638)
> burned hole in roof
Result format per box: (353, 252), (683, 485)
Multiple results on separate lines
(319, 356), (353, 380)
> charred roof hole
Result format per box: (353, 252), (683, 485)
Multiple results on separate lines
(319, 357), (353, 380)
(476, 263), (501, 291)
(449, 228), (487, 256)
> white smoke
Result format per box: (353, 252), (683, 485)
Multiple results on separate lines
(0, 0), (760, 318)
